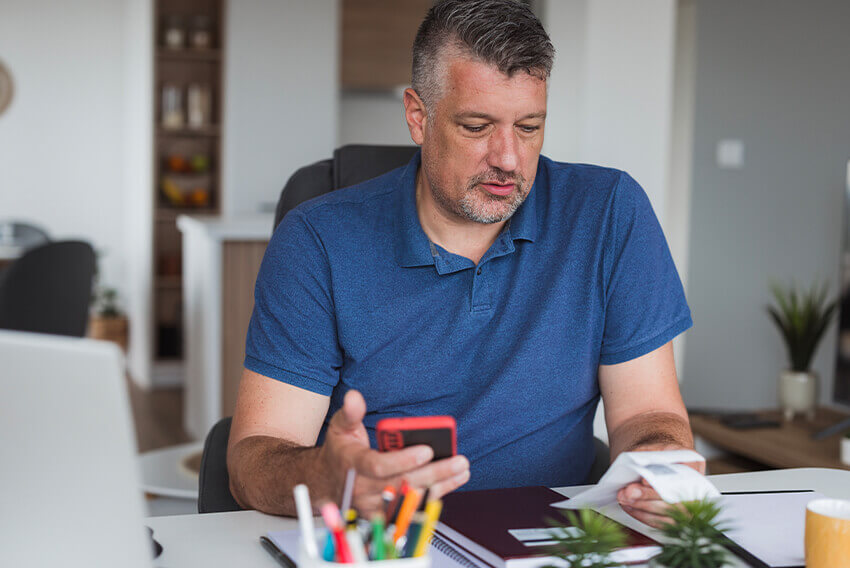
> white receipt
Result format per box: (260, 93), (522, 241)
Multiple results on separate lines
(553, 450), (720, 510)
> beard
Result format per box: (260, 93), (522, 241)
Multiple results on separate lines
(429, 168), (530, 225)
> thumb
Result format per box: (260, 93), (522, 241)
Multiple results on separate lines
(331, 389), (367, 433)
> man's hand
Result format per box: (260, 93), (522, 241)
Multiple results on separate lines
(615, 446), (706, 528)
(319, 390), (470, 515)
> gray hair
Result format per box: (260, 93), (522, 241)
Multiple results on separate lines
(411, 0), (554, 115)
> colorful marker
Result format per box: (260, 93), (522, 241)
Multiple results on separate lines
(321, 502), (354, 563)
(370, 513), (386, 560)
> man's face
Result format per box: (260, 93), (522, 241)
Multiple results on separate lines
(417, 56), (547, 225)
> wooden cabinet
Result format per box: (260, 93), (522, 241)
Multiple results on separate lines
(152, 0), (224, 373)
(178, 215), (272, 438)
(341, 0), (433, 90)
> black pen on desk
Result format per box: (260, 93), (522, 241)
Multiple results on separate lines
(260, 536), (298, 568)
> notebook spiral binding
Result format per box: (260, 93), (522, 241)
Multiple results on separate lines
(430, 534), (486, 568)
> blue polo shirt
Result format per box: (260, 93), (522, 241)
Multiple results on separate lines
(245, 152), (691, 490)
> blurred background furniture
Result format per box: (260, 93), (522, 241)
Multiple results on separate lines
(0, 220), (50, 269)
(180, 144), (417, 440)
(690, 407), (850, 473)
(0, 240), (95, 337)
(138, 440), (205, 516)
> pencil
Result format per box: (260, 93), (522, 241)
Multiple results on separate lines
(392, 487), (422, 543)
(414, 499), (443, 557)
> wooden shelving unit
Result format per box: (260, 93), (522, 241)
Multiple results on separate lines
(152, 0), (224, 367)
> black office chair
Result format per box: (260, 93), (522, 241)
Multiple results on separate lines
(198, 417), (241, 513)
(0, 240), (96, 337)
(273, 144), (420, 232)
(197, 144), (611, 512)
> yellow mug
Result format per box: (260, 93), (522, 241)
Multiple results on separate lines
(805, 498), (850, 568)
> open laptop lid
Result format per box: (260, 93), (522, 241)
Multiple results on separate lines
(0, 331), (152, 567)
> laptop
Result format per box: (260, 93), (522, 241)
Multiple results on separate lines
(0, 330), (153, 567)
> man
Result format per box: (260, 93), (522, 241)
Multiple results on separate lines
(228, 0), (698, 528)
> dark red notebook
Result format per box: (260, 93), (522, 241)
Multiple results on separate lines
(433, 486), (660, 568)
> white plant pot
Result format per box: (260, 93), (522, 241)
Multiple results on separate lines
(779, 370), (817, 421)
(841, 437), (850, 467)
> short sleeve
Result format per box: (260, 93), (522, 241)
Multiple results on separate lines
(244, 209), (342, 395)
(598, 172), (692, 365)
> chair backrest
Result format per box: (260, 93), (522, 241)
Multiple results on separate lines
(198, 416), (242, 513)
(273, 144), (419, 231)
(0, 240), (96, 337)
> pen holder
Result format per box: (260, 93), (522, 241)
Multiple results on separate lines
(299, 532), (431, 568)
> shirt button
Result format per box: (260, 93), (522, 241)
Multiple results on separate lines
(476, 267), (482, 275)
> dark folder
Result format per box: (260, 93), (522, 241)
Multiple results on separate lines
(433, 486), (660, 568)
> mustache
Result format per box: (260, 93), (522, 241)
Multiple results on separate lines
(467, 169), (525, 188)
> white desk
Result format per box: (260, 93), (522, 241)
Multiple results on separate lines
(146, 468), (850, 567)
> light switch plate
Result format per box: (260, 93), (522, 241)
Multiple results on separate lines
(717, 139), (745, 169)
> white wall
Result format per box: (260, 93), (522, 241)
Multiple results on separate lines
(123, 0), (154, 385)
(682, 0), (850, 409)
(223, 0), (339, 215)
(339, 91), (413, 147)
(541, 0), (678, 224)
(0, 0), (127, 291)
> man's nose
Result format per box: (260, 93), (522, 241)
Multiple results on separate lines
(486, 127), (519, 173)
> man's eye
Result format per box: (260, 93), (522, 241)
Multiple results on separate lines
(463, 124), (487, 133)
(518, 125), (541, 133)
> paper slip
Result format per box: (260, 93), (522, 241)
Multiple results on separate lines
(553, 449), (720, 510)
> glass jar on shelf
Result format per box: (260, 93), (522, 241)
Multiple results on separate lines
(161, 83), (184, 129)
(190, 15), (212, 49)
(187, 83), (211, 129)
(162, 15), (185, 49)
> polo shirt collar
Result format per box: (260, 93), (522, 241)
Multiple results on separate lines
(395, 152), (435, 268)
(394, 151), (539, 268)
(506, 172), (538, 243)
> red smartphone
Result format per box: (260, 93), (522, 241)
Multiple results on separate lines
(376, 416), (457, 460)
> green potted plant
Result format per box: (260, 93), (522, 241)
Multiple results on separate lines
(545, 508), (627, 568)
(90, 286), (128, 351)
(766, 282), (837, 421)
(651, 500), (732, 568)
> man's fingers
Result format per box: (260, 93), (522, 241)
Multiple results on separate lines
(331, 390), (367, 433)
(617, 482), (661, 506)
(351, 453), (470, 511)
(621, 504), (671, 529)
(403, 455), (469, 491)
(427, 468), (471, 500)
(353, 444), (434, 479)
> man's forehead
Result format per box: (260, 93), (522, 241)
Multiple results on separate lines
(438, 57), (547, 118)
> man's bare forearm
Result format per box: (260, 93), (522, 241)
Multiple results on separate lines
(227, 435), (342, 516)
(608, 410), (694, 460)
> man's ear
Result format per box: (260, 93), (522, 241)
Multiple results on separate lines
(403, 88), (427, 146)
